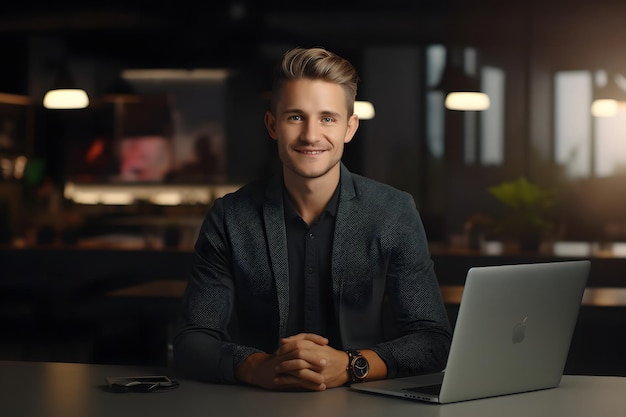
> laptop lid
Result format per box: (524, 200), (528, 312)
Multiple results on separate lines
(351, 260), (590, 404)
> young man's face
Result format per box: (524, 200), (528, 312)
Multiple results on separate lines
(264, 78), (359, 182)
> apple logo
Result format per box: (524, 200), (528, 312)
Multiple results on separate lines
(512, 316), (528, 344)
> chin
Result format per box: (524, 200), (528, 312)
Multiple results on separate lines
(287, 166), (330, 180)
(283, 158), (341, 180)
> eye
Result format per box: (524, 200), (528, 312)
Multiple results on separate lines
(288, 115), (302, 121)
(322, 116), (334, 124)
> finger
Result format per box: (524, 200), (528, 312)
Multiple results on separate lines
(275, 356), (327, 373)
(276, 355), (330, 381)
(278, 341), (327, 362)
(281, 333), (329, 345)
(274, 368), (326, 389)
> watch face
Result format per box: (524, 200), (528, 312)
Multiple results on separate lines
(353, 357), (369, 378)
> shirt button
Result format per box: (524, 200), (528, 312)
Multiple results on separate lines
(308, 233), (314, 239)
(307, 267), (314, 274)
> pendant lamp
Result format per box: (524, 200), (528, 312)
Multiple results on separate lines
(434, 48), (490, 111)
(43, 64), (89, 109)
(591, 71), (626, 117)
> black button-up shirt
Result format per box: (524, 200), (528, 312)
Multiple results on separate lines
(284, 185), (341, 348)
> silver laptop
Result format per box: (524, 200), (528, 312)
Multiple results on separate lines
(351, 260), (590, 404)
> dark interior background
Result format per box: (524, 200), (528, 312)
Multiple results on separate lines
(1, 0), (626, 374)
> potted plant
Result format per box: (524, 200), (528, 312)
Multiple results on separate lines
(487, 177), (557, 252)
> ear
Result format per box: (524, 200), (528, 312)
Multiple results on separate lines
(264, 111), (278, 140)
(343, 113), (360, 144)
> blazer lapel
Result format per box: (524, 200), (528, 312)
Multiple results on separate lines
(263, 174), (290, 338)
(333, 164), (358, 301)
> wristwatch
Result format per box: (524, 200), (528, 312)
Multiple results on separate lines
(346, 350), (369, 383)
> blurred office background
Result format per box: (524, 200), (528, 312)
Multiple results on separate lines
(1, 0), (626, 374)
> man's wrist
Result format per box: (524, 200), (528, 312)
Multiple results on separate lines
(235, 352), (269, 384)
(346, 349), (369, 383)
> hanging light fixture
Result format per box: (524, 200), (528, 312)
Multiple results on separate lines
(445, 90), (490, 111)
(434, 47), (490, 111)
(591, 98), (619, 117)
(354, 100), (375, 120)
(591, 70), (626, 117)
(43, 89), (89, 109)
(43, 64), (89, 109)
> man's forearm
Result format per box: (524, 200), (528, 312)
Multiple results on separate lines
(173, 330), (235, 383)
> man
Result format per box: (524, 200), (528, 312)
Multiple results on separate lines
(173, 47), (452, 391)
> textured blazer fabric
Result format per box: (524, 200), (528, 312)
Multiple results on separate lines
(174, 163), (452, 383)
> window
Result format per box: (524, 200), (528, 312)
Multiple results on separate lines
(480, 66), (505, 165)
(595, 108), (626, 176)
(554, 71), (592, 178)
(425, 45), (446, 159)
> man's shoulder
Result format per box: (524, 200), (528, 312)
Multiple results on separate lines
(220, 177), (271, 202)
(348, 171), (412, 203)
(208, 179), (269, 219)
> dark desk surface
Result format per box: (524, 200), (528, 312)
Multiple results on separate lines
(1, 360), (626, 417)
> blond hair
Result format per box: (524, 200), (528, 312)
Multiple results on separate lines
(270, 47), (359, 115)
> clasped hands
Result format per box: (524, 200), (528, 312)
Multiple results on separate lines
(235, 333), (349, 391)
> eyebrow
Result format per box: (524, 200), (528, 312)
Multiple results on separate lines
(281, 108), (343, 119)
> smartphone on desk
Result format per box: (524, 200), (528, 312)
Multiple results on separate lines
(106, 376), (179, 392)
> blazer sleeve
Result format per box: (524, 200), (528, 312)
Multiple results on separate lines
(335, 175), (452, 378)
(172, 197), (262, 383)
(374, 192), (452, 377)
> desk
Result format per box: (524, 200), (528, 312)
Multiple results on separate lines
(1, 360), (625, 417)
(106, 281), (626, 375)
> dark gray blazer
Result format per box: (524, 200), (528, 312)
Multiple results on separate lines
(174, 163), (452, 383)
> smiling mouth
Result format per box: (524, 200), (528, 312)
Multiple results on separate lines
(298, 150), (325, 155)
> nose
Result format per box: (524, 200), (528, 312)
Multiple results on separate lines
(301, 120), (320, 143)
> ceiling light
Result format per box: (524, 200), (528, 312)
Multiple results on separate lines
(591, 99), (619, 117)
(121, 69), (230, 82)
(445, 92), (490, 111)
(354, 101), (375, 120)
(43, 88), (89, 109)
(434, 47), (490, 111)
(591, 71), (626, 117)
(43, 64), (89, 109)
